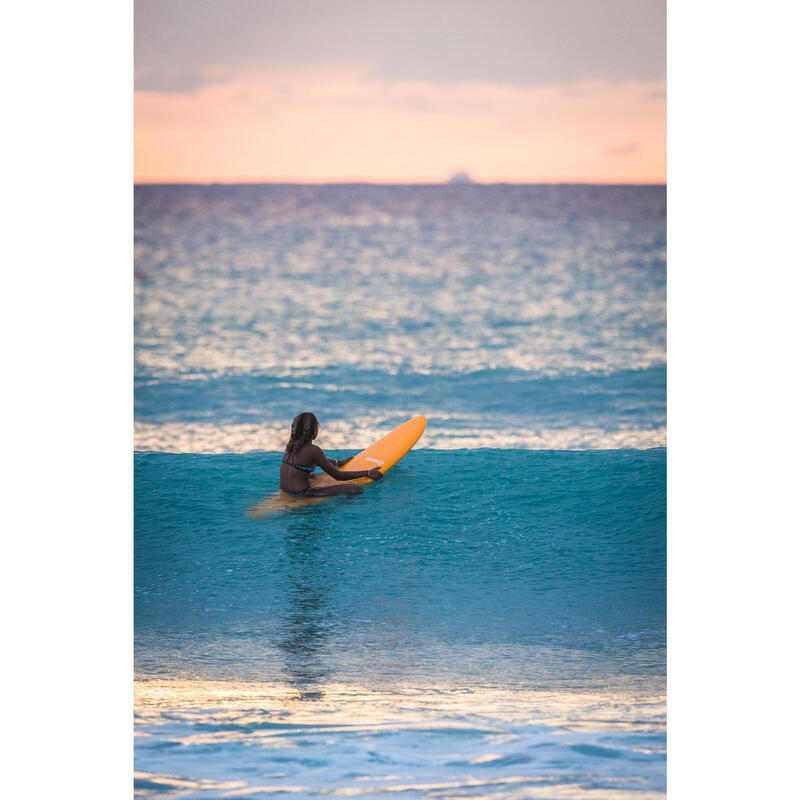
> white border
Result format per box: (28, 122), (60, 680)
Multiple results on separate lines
(669, 0), (799, 796)
(5, 1), (132, 796)
(6, 0), (800, 796)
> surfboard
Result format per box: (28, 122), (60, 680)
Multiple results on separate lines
(247, 415), (426, 518)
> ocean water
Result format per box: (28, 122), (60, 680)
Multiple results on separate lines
(135, 185), (666, 798)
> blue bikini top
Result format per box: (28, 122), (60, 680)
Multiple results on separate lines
(282, 454), (314, 473)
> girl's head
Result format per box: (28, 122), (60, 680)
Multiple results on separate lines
(287, 412), (319, 454)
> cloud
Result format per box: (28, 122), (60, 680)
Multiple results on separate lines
(135, 0), (665, 86)
(135, 73), (665, 183)
(606, 141), (641, 157)
(134, 71), (225, 94)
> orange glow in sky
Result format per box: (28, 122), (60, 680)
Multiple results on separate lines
(135, 1), (665, 184)
(135, 71), (665, 183)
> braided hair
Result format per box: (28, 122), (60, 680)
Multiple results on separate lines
(286, 412), (319, 455)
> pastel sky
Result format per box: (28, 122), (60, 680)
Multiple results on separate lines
(135, 0), (665, 183)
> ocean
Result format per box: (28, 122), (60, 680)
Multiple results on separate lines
(134, 184), (666, 798)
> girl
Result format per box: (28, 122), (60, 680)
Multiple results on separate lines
(280, 412), (382, 496)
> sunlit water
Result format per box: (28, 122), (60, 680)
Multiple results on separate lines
(135, 185), (666, 798)
(135, 184), (665, 452)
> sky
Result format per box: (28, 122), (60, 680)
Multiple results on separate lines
(134, 0), (665, 183)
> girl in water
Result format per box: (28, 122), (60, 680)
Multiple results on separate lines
(280, 412), (382, 496)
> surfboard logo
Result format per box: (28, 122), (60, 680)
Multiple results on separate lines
(366, 457), (385, 466)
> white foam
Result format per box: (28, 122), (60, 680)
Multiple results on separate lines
(134, 679), (666, 799)
(134, 419), (665, 453)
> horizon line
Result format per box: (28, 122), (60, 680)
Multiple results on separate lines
(134, 179), (666, 187)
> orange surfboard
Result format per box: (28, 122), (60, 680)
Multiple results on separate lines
(247, 416), (426, 518)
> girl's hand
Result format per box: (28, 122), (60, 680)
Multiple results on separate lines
(367, 468), (383, 480)
(337, 457), (352, 467)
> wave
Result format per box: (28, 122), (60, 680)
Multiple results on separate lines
(134, 419), (665, 453)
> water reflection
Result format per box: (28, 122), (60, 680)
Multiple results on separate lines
(276, 514), (335, 700)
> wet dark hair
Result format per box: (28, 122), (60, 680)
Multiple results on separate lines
(286, 412), (319, 455)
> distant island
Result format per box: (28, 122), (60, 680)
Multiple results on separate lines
(447, 171), (474, 185)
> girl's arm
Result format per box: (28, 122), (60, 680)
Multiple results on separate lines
(311, 446), (381, 481)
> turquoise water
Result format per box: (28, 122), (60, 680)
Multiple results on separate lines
(135, 185), (666, 797)
(136, 450), (664, 689)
